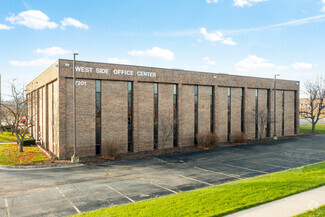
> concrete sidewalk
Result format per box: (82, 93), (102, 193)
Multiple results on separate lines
(226, 186), (325, 217)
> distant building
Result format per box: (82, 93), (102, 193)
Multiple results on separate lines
(300, 98), (325, 118)
(26, 59), (300, 159)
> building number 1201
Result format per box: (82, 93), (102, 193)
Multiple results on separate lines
(76, 81), (87, 86)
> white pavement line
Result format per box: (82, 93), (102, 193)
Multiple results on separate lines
(105, 184), (135, 203)
(194, 166), (243, 180)
(245, 160), (290, 169)
(178, 174), (214, 186)
(4, 198), (10, 217)
(56, 187), (81, 214)
(136, 177), (178, 194)
(217, 162), (268, 174)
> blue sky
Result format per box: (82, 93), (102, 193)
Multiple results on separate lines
(0, 0), (325, 97)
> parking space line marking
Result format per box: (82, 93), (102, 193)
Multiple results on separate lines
(135, 176), (178, 194)
(56, 187), (81, 214)
(4, 198), (10, 217)
(178, 174), (214, 186)
(216, 162), (268, 174)
(194, 166), (243, 180)
(245, 160), (290, 169)
(105, 184), (135, 203)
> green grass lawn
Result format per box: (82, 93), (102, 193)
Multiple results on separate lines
(0, 143), (49, 166)
(72, 161), (325, 217)
(295, 205), (325, 217)
(300, 124), (325, 134)
(0, 132), (19, 142)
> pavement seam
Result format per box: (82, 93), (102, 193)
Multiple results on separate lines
(4, 198), (10, 217)
(56, 186), (81, 214)
(105, 184), (135, 203)
(177, 174), (214, 186)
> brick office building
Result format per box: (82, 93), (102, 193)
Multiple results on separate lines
(26, 59), (300, 159)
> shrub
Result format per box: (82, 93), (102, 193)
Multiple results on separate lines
(231, 131), (247, 144)
(102, 139), (121, 157)
(196, 131), (219, 149)
(22, 138), (36, 146)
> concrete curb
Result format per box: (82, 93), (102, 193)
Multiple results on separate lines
(0, 163), (84, 170)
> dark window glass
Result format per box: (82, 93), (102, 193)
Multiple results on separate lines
(241, 88), (244, 132)
(255, 89), (258, 139)
(173, 84), (178, 147)
(210, 86), (214, 133)
(128, 82), (133, 152)
(227, 88), (231, 141)
(95, 80), (101, 155)
(266, 89), (271, 137)
(282, 90), (285, 136)
(194, 85), (198, 145)
(154, 83), (158, 149)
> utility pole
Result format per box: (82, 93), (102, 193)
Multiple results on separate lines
(71, 53), (79, 163)
(273, 74), (280, 140)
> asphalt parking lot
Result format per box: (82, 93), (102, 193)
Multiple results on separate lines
(0, 134), (325, 217)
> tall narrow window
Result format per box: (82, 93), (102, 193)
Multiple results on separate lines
(255, 89), (258, 139)
(194, 85), (198, 145)
(154, 83), (158, 149)
(95, 80), (101, 155)
(227, 88), (231, 141)
(294, 91), (297, 134)
(282, 90), (285, 136)
(128, 82), (133, 152)
(210, 86), (214, 132)
(241, 88), (244, 132)
(173, 84), (178, 147)
(266, 89), (271, 137)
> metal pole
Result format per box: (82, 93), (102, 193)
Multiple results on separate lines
(72, 53), (79, 162)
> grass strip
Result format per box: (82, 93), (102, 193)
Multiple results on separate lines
(0, 143), (48, 166)
(295, 205), (325, 217)
(300, 124), (325, 134)
(72, 161), (325, 217)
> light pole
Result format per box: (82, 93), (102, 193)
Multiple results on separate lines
(72, 52), (79, 163)
(273, 74), (280, 140)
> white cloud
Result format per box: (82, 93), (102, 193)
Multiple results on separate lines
(0, 23), (13, 30)
(108, 58), (131, 65)
(233, 0), (268, 7)
(200, 27), (236, 45)
(9, 58), (55, 67)
(321, 0), (325, 12)
(235, 55), (287, 72)
(128, 47), (174, 61)
(206, 0), (219, 3)
(61, 18), (89, 30)
(6, 10), (58, 30)
(292, 62), (313, 70)
(203, 57), (216, 65)
(34, 47), (71, 56)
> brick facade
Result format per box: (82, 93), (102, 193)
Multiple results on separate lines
(26, 59), (300, 159)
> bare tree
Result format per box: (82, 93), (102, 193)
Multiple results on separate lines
(0, 80), (35, 152)
(158, 111), (175, 150)
(251, 108), (272, 140)
(300, 75), (325, 133)
(0, 107), (15, 135)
